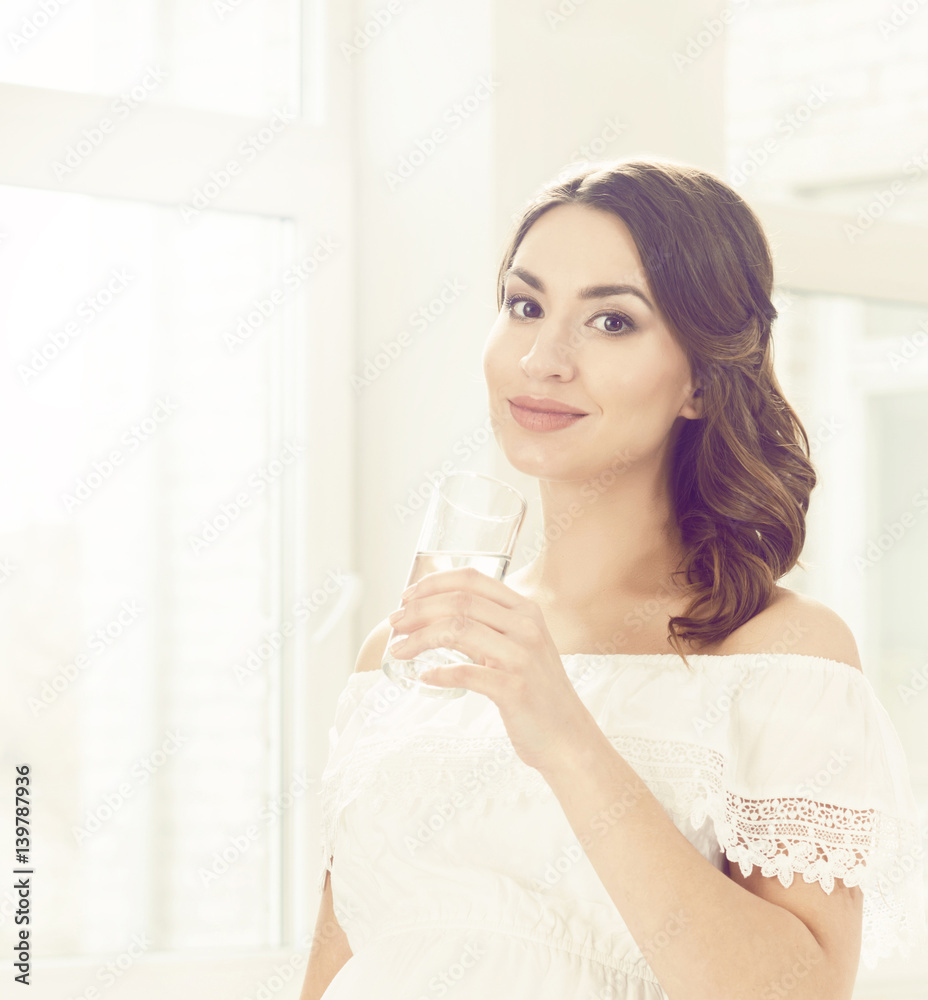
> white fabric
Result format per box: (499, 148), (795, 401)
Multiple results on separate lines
(315, 653), (926, 997)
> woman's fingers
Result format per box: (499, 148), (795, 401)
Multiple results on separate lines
(388, 615), (526, 670)
(391, 588), (510, 641)
(401, 566), (526, 610)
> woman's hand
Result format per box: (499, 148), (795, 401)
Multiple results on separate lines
(386, 566), (599, 774)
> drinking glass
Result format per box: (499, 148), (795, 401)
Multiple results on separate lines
(381, 471), (527, 699)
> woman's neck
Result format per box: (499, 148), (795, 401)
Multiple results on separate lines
(514, 463), (688, 611)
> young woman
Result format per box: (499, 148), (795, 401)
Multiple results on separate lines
(300, 159), (924, 1000)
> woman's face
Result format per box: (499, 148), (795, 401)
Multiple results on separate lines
(482, 202), (701, 483)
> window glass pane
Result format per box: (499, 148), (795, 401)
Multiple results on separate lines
(863, 299), (928, 343)
(867, 388), (928, 799)
(773, 289), (928, 814)
(726, 0), (928, 223)
(0, 185), (297, 954)
(0, 0), (300, 118)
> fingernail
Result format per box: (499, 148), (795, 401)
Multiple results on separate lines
(401, 582), (418, 600)
(388, 607), (406, 624)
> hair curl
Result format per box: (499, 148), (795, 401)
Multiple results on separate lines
(495, 159), (816, 659)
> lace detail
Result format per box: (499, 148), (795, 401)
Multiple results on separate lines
(317, 726), (924, 968)
(598, 741), (923, 968)
(714, 793), (922, 968)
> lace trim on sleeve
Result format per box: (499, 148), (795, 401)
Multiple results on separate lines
(712, 792), (923, 969)
(606, 736), (925, 969)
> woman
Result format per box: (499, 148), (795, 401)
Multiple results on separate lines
(300, 159), (925, 999)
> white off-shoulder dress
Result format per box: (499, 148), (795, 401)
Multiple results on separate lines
(316, 653), (926, 998)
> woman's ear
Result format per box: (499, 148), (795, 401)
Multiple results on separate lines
(679, 383), (703, 420)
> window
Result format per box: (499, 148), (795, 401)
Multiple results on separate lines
(0, 1), (355, 994)
(0, 186), (296, 953)
(0, 0), (301, 118)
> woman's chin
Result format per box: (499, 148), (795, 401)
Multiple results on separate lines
(500, 443), (586, 480)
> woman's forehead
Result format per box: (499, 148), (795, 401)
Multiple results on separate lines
(511, 204), (650, 291)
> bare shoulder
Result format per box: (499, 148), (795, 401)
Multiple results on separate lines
(712, 586), (862, 670)
(353, 616), (394, 673)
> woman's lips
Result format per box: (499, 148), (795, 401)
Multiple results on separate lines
(508, 400), (587, 432)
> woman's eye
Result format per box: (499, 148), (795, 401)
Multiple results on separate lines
(505, 296), (541, 320)
(590, 312), (634, 336)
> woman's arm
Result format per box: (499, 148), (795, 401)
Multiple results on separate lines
(540, 596), (864, 1000)
(298, 870), (353, 1000)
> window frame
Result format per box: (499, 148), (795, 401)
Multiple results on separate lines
(0, 0), (358, 993)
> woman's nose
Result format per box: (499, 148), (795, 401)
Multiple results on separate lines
(518, 321), (579, 379)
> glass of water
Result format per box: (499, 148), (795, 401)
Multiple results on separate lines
(382, 471), (527, 699)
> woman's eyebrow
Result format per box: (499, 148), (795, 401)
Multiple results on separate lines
(505, 266), (654, 311)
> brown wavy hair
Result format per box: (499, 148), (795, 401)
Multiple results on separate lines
(495, 159), (816, 659)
